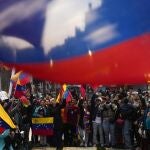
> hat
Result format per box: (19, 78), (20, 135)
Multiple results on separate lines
(0, 91), (8, 101)
(96, 97), (102, 101)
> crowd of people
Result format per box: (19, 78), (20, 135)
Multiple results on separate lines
(0, 86), (150, 150)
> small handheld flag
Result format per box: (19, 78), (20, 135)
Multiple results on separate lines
(32, 117), (54, 136)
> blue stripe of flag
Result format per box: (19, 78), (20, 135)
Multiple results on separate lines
(32, 124), (54, 130)
(0, 119), (10, 129)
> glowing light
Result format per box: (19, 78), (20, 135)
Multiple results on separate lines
(50, 59), (53, 67)
(88, 50), (92, 56)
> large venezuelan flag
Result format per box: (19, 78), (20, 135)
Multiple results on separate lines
(0, 0), (150, 85)
(32, 117), (54, 136)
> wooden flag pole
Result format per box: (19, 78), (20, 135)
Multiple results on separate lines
(8, 68), (15, 98)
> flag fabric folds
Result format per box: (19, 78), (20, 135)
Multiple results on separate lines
(19, 96), (30, 107)
(11, 71), (31, 86)
(56, 84), (72, 103)
(0, 104), (16, 130)
(14, 85), (26, 98)
(32, 117), (54, 136)
(11, 71), (22, 82)
(17, 72), (31, 86)
(11, 71), (30, 99)
(63, 90), (72, 103)
(1, 0), (150, 85)
(79, 85), (86, 98)
(56, 84), (67, 103)
(0, 119), (10, 134)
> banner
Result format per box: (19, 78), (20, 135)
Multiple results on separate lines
(32, 117), (54, 136)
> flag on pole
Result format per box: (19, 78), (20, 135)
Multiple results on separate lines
(63, 90), (72, 103)
(11, 71), (31, 98)
(56, 84), (67, 103)
(17, 72), (31, 86)
(56, 84), (72, 103)
(11, 71), (31, 86)
(11, 71), (22, 82)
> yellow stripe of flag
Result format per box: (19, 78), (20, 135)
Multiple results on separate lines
(32, 117), (53, 124)
(56, 93), (61, 103)
(0, 104), (16, 129)
(63, 84), (67, 91)
(56, 84), (67, 103)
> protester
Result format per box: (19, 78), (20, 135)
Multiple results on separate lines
(66, 99), (79, 146)
(91, 97), (104, 147)
(1, 84), (150, 150)
(82, 100), (91, 147)
(33, 100), (47, 146)
(49, 98), (66, 150)
(102, 98), (117, 148)
(119, 98), (135, 149)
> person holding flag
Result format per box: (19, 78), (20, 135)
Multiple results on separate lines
(49, 98), (66, 150)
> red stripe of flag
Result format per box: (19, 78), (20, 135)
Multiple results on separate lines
(0, 127), (5, 134)
(32, 129), (53, 136)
